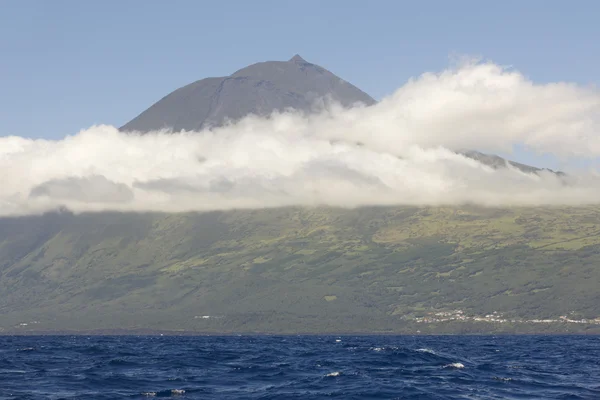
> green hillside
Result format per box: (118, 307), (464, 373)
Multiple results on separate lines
(1, 206), (599, 334)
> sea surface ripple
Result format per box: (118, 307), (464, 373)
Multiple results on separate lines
(0, 335), (599, 399)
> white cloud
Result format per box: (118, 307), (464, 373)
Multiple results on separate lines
(1, 60), (600, 216)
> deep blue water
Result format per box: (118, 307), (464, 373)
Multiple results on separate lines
(0, 335), (599, 399)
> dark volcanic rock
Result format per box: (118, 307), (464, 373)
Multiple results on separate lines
(120, 55), (376, 133)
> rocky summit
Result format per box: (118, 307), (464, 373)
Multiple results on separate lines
(120, 55), (376, 133)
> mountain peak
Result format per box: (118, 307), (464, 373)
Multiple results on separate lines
(289, 54), (307, 63)
(120, 55), (376, 133)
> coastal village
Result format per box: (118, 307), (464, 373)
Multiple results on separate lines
(409, 310), (600, 325)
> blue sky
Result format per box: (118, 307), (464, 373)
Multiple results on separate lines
(1, 0), (598, 168)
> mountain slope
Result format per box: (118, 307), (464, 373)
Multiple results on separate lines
(459, 150), (564, 176)
(1, 206), (599, 334)
(120, 55), (376, 133)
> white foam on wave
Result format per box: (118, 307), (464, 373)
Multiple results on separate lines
(444, 362), (465, 369)
(141, 389), (185, 397)
(326, 371), (341, 377)
(416, 348), (436, 354)
(370, 346), (399, 352)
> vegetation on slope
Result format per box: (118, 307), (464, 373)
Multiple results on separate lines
(1, 206), (599, 333)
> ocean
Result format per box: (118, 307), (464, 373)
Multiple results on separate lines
(0, 335), (598, 399)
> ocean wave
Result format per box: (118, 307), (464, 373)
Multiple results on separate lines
(1, 335), (598, 399)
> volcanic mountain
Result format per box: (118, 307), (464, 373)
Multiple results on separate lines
(120, 55), (560, 175)
(1, 55), (591, 336)
(120, 54), (376, 133)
